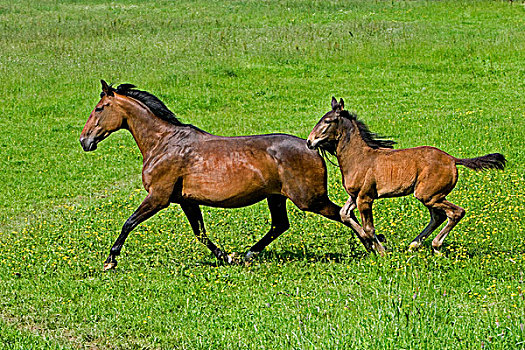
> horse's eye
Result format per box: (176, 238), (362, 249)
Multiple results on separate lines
(95, 106), (104, 112)
(325, 118), (336, 124)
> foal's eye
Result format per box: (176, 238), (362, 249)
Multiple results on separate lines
(95, 106), (104, 112)
(325, 118), (336, 124)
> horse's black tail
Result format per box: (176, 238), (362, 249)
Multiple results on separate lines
(455, 153), (506, 171)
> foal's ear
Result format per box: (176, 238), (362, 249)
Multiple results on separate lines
(339, 98), (344, 110)
(331, 96), (339, 110)
(100, 80), (114, 97)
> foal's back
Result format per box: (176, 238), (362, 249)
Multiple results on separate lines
(371, 146), (458, 199)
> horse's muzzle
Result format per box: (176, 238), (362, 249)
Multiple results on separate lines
(79, 137), (97, 152)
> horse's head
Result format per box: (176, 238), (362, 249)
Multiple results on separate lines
(306, 97), (348, 154)
(80, 80), (127, 152)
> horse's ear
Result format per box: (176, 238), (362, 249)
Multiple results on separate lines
(331, 96), (338, 110)
(339, 98), (344, 110)
(100, 80), (113, 96)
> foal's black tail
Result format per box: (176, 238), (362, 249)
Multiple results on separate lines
(455, 153), (506, 171)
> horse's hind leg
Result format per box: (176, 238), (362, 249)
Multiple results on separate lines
(430, 200), (465, 253)
(245, 195), (289, 262)
(408, 207), (447, 251)
(180, 202), (234, 264)
(296, 194), (382, 253)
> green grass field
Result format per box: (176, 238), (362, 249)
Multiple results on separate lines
(1, 0), (524, 348)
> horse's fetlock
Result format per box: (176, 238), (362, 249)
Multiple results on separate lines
(110, 248), (121, 256)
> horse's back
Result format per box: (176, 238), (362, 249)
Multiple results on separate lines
(176, 133), (329, 207)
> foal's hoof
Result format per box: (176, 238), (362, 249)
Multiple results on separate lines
(372, 242), (387, 257)
(432, 248), (444, 257)
(408, 242), (421, 252)
(103, 261), (117, 271)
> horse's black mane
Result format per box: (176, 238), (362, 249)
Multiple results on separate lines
(342, 111), (396, 150)
(103, 83), (183, 126)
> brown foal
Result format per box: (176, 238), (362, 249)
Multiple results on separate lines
(80, 81), (362, 270)
(307, 97), (506, 255)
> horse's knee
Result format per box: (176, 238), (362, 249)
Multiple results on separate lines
(296, 196), (338, 216)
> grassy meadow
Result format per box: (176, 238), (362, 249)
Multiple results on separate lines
(1, 0), (524, 348)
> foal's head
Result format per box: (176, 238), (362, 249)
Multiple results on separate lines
(306, 97), (351, 154)
(80, 80), (129, 152)
(307, 97), (395, 154)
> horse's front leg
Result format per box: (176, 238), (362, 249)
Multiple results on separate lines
(357, 196), (386, 256)
(180, 202), (235, 264)
(104, 193), (169, 271)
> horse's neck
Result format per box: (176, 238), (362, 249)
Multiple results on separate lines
(122, 100), (180, 159)
(336, 120), (375, 171)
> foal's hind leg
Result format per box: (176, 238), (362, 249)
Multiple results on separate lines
(245, 195), (290, 262)
(180, 202), (234, 264)
(408, 207), (447, 251)
(430, 200), (465, 253)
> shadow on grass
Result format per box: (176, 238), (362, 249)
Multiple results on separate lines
(256, 248), (368, 263)
(194, 245), (370, 266)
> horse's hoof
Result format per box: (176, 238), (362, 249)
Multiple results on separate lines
(244, 251), (258, 261)
(377, 234), (386, 243)
(244, 251), (259, 265)
(103, 261), (117, 271)
(226, 253), (241, 265)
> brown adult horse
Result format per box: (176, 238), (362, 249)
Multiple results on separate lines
(80, 81), (362, 270)
(307, 97), (506, 255)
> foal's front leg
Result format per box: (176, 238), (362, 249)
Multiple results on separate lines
(104, 192), (169, 271)
(357, 196), (386, 256)
(340, 197), (373, 252)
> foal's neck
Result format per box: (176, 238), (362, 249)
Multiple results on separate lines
(336, 119), (374, 169)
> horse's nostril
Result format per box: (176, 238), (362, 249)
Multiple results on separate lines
(80, 137), (97, 152)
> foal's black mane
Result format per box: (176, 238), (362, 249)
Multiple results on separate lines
(342, 110), (396, 150)
(103, 83), (183, 126)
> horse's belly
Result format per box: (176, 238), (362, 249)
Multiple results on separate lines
(180, 164), (279, 208)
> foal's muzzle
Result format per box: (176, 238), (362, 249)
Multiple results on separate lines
(306, 139), (314, 149)
(79, 137), (98, 152)
(306, 138), (321, 150)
